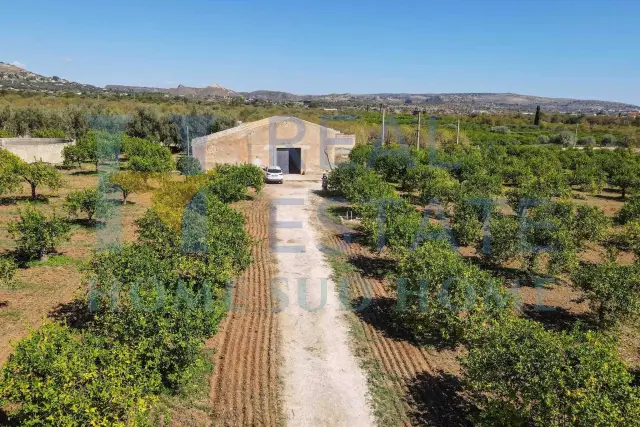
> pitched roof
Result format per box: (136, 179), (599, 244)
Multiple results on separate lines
(197, 116), (351, 142)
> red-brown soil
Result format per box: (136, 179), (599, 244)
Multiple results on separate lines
(207, 195), (281, 426)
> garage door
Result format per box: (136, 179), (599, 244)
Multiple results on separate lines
(276, 148), (289, 174)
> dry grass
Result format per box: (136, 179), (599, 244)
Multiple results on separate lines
(0, 165), (158, 366)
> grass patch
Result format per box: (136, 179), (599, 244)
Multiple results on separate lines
(0, 309), (23, 321)
(325, 251), (358, 280)
(26, 255), (79, 268)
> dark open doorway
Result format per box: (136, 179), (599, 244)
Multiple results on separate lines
(276, 148), (302, 174)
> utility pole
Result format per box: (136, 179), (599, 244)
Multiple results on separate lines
(575, 122), (579, 140)
(381, 106), (386, 145)
(456, 118), (460, 145)
(417, 110), (421, 150)
(186, 125), (190, 156)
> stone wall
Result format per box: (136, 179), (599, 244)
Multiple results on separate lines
(0, 138), (73, 164)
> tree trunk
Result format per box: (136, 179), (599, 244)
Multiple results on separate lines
(31, 184), (37, 200)
(122, 192), (128, 205)
(622, 187), (626, 199)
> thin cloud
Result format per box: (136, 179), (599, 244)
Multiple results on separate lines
(64, 57), (72, 63)
(9, 61), (25, 68)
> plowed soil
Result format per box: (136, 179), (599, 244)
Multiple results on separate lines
(207, 195), (281, 426)
(322, 230), (470, 427)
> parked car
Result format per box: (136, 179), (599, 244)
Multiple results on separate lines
(265, 166), (283, 184)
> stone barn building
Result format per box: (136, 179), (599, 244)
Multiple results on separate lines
(0, 138), (73, 164)
(191, 116), (355, 174)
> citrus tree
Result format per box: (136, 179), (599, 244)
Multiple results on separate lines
(8, 206), (71, 260)
(463, 317), (640, 426)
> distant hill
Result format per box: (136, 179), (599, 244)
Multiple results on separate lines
(0, 62), (101, 94)
(105, 83), (238, 99)
(240, 91), (640, 114)
(1, 61), (638, 113)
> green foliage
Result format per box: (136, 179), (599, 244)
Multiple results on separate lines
(327, 163), (396, 204)
(359, 198), (444, 252)
(0, 256), (17, 286)
(15, 161), (63, 199)
(348, 144), (373, 165)
(65, 188), (111, 221)
(609, 158), (640, 199)
(125, 107), (179, 147)
(417, 166), (459, 207)
(572, 262), (640, 328)
(206, 176), (248, 204)
(90, 286), (226, 392)
(8, 206), (71, 260)
(129, 146), (174, 173)
(32, 128), (66, 138)
(463, 317), (640, 426)
(601, 134), (618, 146)
(617, 195), (640, 224)
(0, 148), (23, 195)
(550, 130), (577, 147)
(0, 322), (157, 427)
(395, 239), (512, 343)
(176, 155), (202, 176)
(489, 125), (510, 134)
(479, 213), (521, 267)
(213, 163), (265, 194)
(369, 146), (414, 183)
(451, 199), (492, 246)
(108, 171), (149, 205)
(577, 136), (596, 146)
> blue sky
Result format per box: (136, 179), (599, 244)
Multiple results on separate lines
(2, 0), (639, 105)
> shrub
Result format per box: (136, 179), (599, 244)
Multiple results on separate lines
(577, 136), (596, 146)
(572, 262), (640, 328)
(0, 256), (17, 286)
(537, 134), (550, 144)
(617, 196), (640, 224)
(62, 144), (84, 168)
(417, 166), (459, 207)
(550, 130), (577, 147)
(65, 188), (111, 221)
(213, 163), (265, 193)
(176, 155), (203, 176)
(0, 148), (22, 195)
(15, 161), (63, 200)
(150, 176), (208, 232)
(8, 206), (71, 260)
(478, 213), (521, 267)
(108, 171), (149, 205)
(32, 128), (66, 138)
(489, 125), (510, 134)
(206, 176), (248, 204)
(601, 134), (618, 146)
(348, 144), (373, 165)
(90, 287), (226, 392)
(359, 198), (444, 252)
(451, 199), (489, 246)
(126, 139), (174, 173)
(395, 239), (512, 343)
(0, 322), (158, 426)
(463, 317), (640, 426)
(369, 146), (414, 183)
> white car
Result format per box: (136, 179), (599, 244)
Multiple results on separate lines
(265, 166), (284, 184)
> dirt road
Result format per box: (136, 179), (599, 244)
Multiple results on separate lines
(268, 181), (375, 427)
